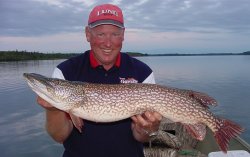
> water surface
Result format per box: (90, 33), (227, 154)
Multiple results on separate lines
(0, 56), (249, 156)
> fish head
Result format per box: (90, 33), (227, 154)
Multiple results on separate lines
(23, 73), (83, 110)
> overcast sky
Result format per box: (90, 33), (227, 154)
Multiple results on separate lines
(1, 0), (250, 54)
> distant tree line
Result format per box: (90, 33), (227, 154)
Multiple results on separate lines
(0, 50), (249, 62)
(243, 51), (250, 55)
(145, 51), (250, 57)
(0, 50), (78, 62)
(126, 52), (148, 56)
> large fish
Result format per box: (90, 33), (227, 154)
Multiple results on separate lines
(23, 73), (243, 153)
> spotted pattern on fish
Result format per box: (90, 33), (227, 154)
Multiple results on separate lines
(23, 73), (244, 153)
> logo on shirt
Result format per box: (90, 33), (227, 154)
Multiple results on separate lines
(119, 77), (138, 84)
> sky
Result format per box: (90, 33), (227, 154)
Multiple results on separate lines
(1, 0), (250, 54)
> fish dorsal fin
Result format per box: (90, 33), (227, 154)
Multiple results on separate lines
(184, 123), (207, 141)
(188, 90), (217, 108)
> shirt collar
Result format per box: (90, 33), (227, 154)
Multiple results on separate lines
(89, 50), (121, 68)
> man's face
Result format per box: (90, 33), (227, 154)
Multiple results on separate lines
(86, 25), (125, 70)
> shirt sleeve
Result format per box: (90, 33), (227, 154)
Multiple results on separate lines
(142, 72), (156, 84)
(52, 67), (65, 80)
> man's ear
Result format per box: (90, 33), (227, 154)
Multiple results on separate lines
(122, 28), (125, 41)
(85, 26), (91, 42)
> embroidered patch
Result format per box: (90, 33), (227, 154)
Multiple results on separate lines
(119, 77), (138, 84)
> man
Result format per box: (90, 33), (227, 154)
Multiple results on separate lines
(37, 3), (162, 157)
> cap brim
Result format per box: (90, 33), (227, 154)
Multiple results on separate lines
(88, 20), (124, 28)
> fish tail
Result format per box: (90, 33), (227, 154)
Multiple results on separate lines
(214, 119), (244, 153)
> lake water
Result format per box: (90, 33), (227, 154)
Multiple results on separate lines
(0, 55), (249, 157)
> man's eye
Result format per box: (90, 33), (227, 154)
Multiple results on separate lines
(113, 33), (121, 37)
(97, 33), (105, 37)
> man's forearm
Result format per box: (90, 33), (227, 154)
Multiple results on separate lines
(45, 110), (73, 143)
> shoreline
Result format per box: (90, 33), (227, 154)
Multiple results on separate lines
(1, 50), (250, 62)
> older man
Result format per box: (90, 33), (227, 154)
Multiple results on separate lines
(37, 4), (162, 157)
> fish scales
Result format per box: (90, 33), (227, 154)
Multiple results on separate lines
(81, 83), (164, 121)
(23, 73), (244, 153)
(85, 83), (191, 122)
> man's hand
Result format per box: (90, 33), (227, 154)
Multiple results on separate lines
(37, 96), (83, 134)
(131, 111), (162, 142)
(37, 96), (58, 111)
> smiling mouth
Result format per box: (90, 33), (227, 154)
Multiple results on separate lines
(103, 49), (112, 53)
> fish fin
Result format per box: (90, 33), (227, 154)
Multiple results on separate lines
(68, 113), (84, 133)
(188, 90), (217, 107)
(184, 123), (207, 141)
(214, 119), (244, 153)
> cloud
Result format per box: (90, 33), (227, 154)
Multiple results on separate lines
(1, 0), (250, 37)
(0, 0), (250, 53)
(122, 0), (250, 34)
(0, 0), (89, 36)
(0, 32), (89, 53)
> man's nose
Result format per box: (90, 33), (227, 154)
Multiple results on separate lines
(103, 35), (111, 47)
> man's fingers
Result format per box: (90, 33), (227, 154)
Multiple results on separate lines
(37, 96), (51, 107)
(37, 96), (59, 111)
(131, 116), (138, 123)
(152, 112), (163, 121)
(144, 111), (156, 122)
(144, 111), (163, 122)
(135, 114), (151, 127)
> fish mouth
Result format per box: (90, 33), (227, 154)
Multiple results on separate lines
(23, 73), (52, 91)
(23, 73), (57, 104)
(23, 73), (52, 87)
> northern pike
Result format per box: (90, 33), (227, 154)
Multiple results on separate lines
(23, 73), (243, 153)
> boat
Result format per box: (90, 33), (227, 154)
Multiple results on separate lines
(143, 118), (250, 157)
(196, 129), (250, 156)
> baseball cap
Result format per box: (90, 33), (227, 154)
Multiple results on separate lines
(88, 4), (124, 28)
